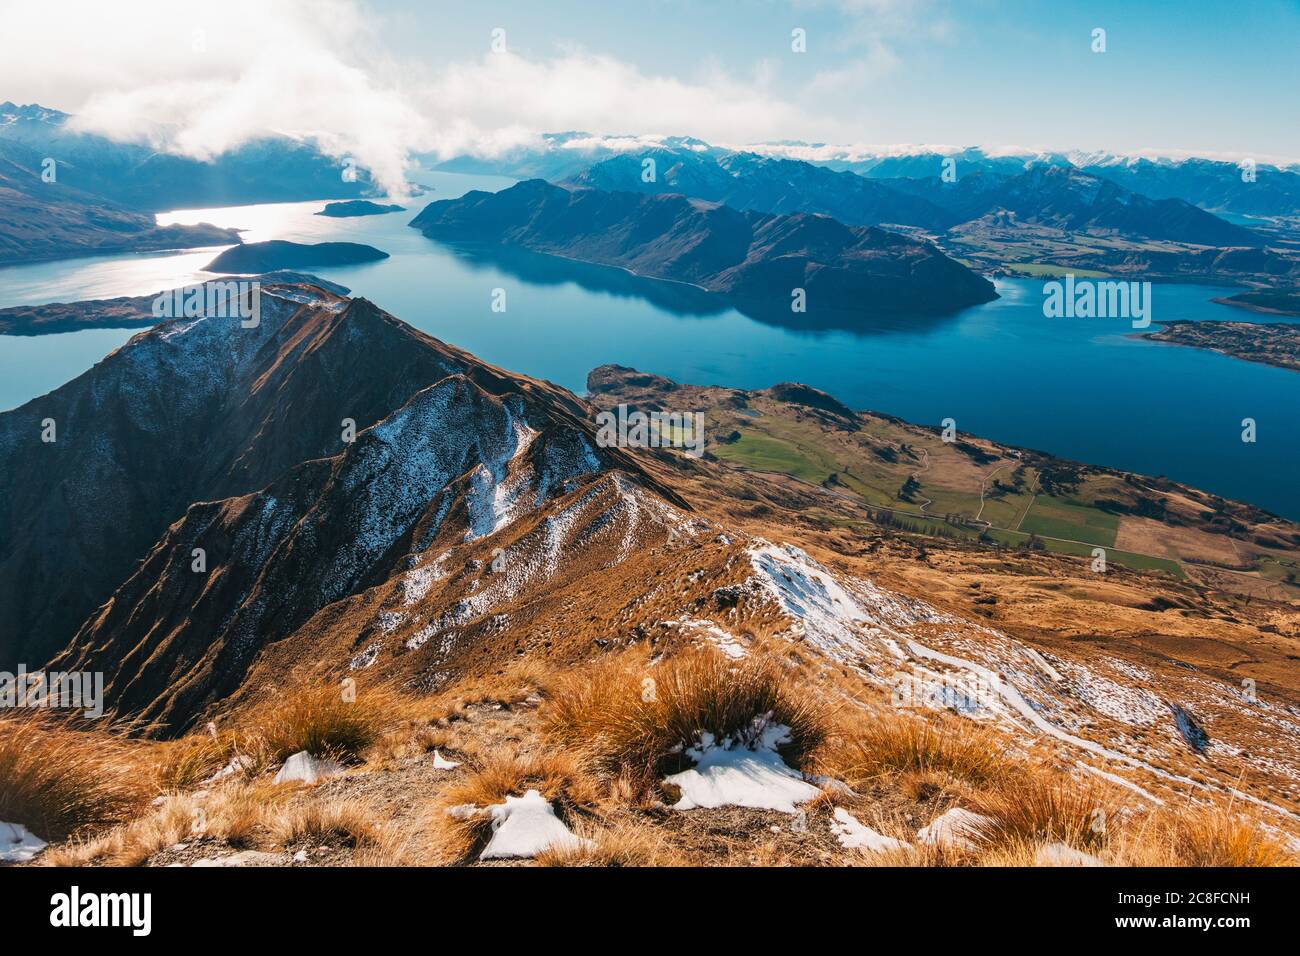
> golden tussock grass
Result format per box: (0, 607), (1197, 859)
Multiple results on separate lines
(534, 816), (693, 867)
(364, 722), (453, 768)
(153, 730), (273, 791)
(0, 715), (153, 842)
(1116, 803), (1298, 867)
(41, 794), (198, 867)
(966, 775), (1122, 851)
(238, 681), (419, 764)
(425, 658), (556, 722)
(543, 649), (828, 789)
(266, 800), (378, 849)
(41, 783), (382, 866)
(815, 709), (1024, 791)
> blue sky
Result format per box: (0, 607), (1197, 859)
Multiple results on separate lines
(2, 0), (1297, 191)
(369, 0), (1300, 158)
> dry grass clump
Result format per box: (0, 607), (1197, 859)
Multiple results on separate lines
(966, 775), (1121, 851)
(544, 649), (827, 788)
(153, 730), (272, 791)
(535, 817), (692, 867)
(425, 749), (601, 864)
(1119, 804), (1298, 867)
(41, 795), (198, 867)
(0, 715), (152, 842)
(241, 682), (405, 763)
(816, 709), (1023, 790)
(196, 781), (290, 846)
(365, 722), (453, 768)
(266, 801), (378, 849)
(426, 658), (556, 722)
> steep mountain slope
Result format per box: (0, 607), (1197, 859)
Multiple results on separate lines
(0, 139), (239, 264)
(410, 180), (997, 316)
(52, 368), (676, 731)
(7, 283), (1300, 865)
(0, 282), (480, 668)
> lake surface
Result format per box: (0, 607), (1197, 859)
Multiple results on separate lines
(1, 170), (1298, 518)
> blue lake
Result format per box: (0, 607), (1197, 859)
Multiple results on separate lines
(1, 170), (1297, 518)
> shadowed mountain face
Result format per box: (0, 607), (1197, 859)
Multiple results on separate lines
(22, 286), (682, 731)
(0, 101), (375, 212)
(4, 281), (683, 727)
(50, 373), (639, 729)
(883, 165), (1263, 246)
(0, 140), (240, 264)
(570, 147), (1261, 247)
(410, 179), (998, 316)
(569, 149), (955, 231)
(0, 284), (475, 669)
(1079, 157), (1300, 219)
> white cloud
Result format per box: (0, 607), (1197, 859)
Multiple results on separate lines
(0, 0), (424, 193)
(412, 50), (821, 160)
(0, 0), (830, 193)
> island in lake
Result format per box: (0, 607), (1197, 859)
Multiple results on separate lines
(316, 199), (406, 218)
(410, 179), (998, 318)
(1143, 318), (1300, 372)
(204, 240), (389, 273)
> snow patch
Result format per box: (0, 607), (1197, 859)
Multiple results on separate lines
(663, 722), (820, 814)
(431, 750), (460, 770)
(0, 821), (46, 862)
(478, 789), (590, 860)
(831, 808), (911, 854)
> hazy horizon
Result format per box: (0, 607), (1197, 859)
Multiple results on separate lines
(2, 0), (1298, 196)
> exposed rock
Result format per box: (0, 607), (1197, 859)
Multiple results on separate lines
(1035, 842), (1103, 867)
(916, 808), (994, 851)
(273, 751), (344, 785)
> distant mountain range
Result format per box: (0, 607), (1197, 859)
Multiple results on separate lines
(410, 179), (998, 318)
(423, 134), (1300, 285)
(570, 149), (1259, 247)
(569, 149), (953, 231)
(0, 101), (376, 212)
(433, 133), (1300, 222)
